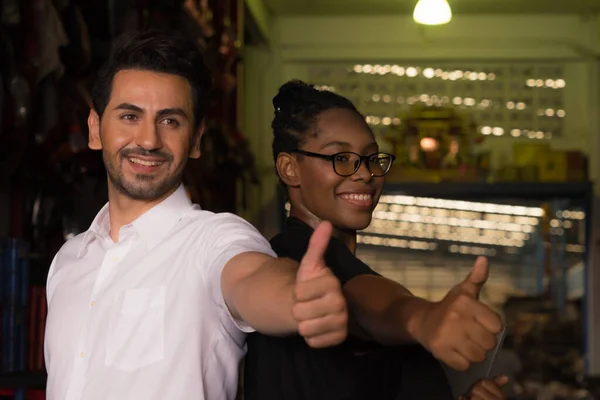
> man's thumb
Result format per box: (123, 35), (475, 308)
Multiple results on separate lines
(460, 256), (489, 298)
(296, 221), (332, 283)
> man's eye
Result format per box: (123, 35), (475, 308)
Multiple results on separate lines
(121, 114), (138, 121)
(161, 118), (180, 127)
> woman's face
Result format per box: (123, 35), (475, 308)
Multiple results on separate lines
(284, 108), (386, 231)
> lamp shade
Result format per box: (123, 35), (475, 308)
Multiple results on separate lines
(413, 0), (452, 25)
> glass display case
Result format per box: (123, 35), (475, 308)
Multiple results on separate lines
(279, 181), (593, 397)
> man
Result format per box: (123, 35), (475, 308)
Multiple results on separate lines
(44, 30), (348, 400)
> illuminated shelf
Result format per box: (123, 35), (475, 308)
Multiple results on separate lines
(279, 181), (591, 259)
(383, 181), (592, 200)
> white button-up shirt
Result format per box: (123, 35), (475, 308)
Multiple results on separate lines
(44, 185), (275, 400)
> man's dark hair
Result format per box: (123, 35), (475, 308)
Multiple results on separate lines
(92, 30), (212, 130)
(271, 80), (363, 166)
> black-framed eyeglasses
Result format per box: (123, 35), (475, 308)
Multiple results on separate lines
(289, 149), (396, 177)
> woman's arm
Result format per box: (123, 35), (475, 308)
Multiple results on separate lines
(343, 257), (504, 371)
(343, 274), (432, 344)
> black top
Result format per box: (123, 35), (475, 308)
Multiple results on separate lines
(243, 218), (453, 400)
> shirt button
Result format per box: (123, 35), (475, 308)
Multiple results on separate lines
(79, 352), (86, 359)
(111, 256), (119, 263)
(89, 301), (96, 308)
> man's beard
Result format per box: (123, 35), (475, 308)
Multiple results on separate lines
(103, 150), (184, 201)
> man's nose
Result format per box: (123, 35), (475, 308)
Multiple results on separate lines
(135, 121), (163, 150)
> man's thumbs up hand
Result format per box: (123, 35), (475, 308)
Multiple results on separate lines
(293, 222), (348, 348)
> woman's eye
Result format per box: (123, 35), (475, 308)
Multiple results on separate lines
(334, 155), (350, 162)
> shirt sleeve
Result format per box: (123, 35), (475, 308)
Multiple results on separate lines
(46, 255), (59, 305)
(200, 213), (277, 332)
(44, 254), (58, 368)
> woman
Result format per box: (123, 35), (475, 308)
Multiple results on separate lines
(244, 80), (507, 400)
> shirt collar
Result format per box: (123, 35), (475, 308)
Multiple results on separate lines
(78, 204), (110, 256)
(78, 184), (194, 257)
(286, 217), (314, 231)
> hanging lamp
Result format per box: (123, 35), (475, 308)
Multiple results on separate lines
(413, 0), (452, 25)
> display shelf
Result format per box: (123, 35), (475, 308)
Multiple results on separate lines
(278, 180), (594, 382)
(278, 181), (594, 233)
(383, 181), (593, 200)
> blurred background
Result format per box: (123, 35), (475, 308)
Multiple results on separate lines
(1, 0), (599, 399)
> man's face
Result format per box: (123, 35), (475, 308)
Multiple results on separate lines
(88, 69), (202, 201)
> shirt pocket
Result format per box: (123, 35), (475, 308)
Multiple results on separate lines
(105, 286), (166, 371)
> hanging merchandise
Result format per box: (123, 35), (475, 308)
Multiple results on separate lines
(36, 0), (69, 83)
(0, 30), (31, 180)
(176, 0), (260, 213)
(9, 73), (30, 129)
(217, 0), (260, 207)
(1, 0), (20, 26)
(34, 76), (59, 144)
(56, 0), (92, 76)
(182, 0), (215, 48)
(0, 32), (7, 132)
(77, 0), (113, 57)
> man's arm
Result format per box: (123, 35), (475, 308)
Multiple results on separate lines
(218, 221), (348, 347)
(221, 254), (424, 343)
(220, 252), (298, 335)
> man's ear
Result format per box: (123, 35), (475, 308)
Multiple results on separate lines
(88, 109), (102, 150)
(189, 119), (205, 159)
(276, 153), (301, 187)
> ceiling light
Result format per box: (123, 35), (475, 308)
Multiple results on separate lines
(413, 0), (452, 26)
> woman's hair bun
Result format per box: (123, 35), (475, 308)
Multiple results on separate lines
(273, 80), (317, 114)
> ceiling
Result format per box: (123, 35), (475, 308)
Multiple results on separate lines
(262, 0), (600, 16)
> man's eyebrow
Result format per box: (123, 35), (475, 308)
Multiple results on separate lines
(113, 103), (143, 113)
(156, 108), (189, 120)
(113, 104), (189, 120)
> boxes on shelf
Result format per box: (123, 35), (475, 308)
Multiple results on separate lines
(512, 143), (587, 183)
